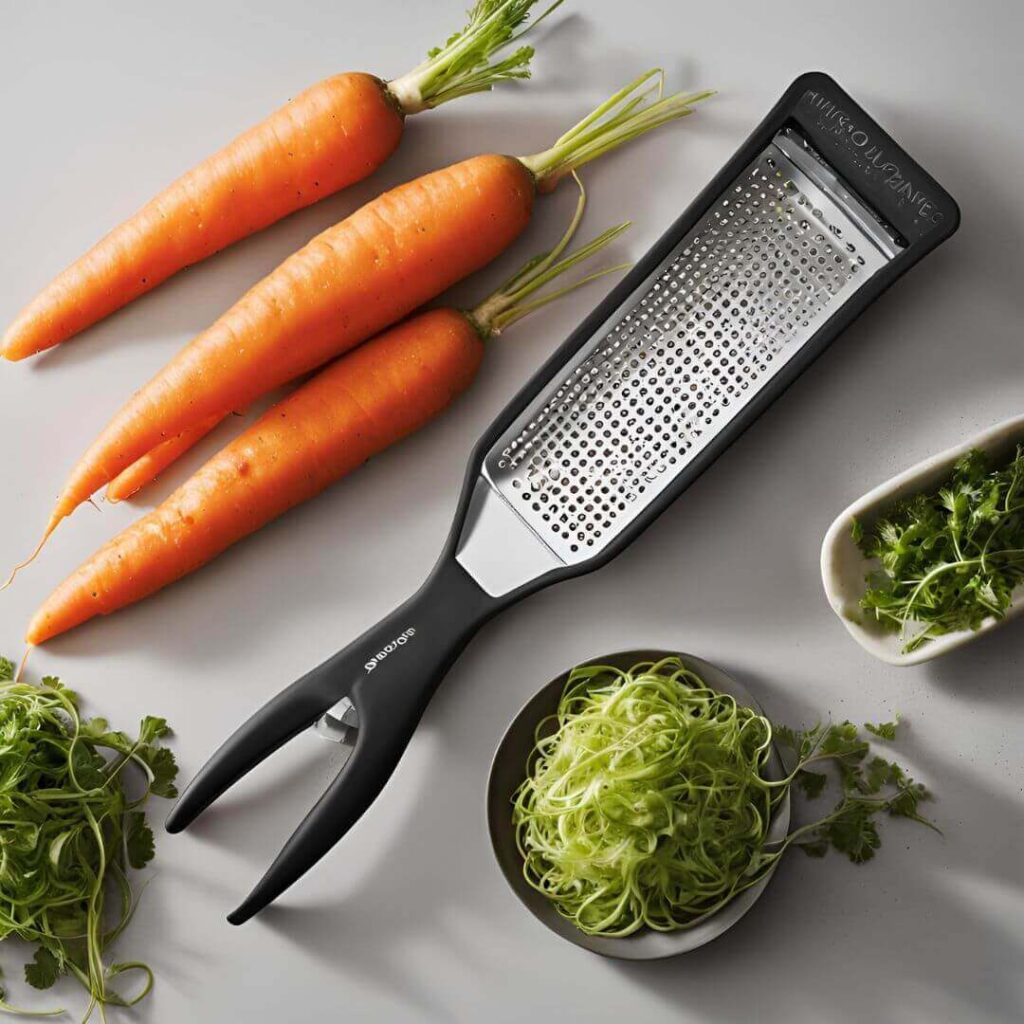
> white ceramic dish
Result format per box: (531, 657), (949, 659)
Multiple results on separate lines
(820, 414), (1024, 666)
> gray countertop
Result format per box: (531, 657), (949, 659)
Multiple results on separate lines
(1, 1), (1021, 1020)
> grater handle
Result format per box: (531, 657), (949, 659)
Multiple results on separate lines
(167, 556), (497, 922)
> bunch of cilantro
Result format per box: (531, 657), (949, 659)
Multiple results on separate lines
(776, 716), (936, 863)
(0, 656), (177, 1021)
(856, 445), (1024, 652)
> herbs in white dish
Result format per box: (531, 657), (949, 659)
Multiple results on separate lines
(856, 445), (1024, 652)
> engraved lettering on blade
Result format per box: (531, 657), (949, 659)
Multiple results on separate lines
(802, 89), (943, 225)
(364, 627), (417, 673)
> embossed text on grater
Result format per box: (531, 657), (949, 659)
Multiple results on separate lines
(483, 130), (901, 565)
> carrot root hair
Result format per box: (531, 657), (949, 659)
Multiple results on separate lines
(2, 514), (62, 589)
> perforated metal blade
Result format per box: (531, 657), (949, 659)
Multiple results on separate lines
(456, 126), (903, 596)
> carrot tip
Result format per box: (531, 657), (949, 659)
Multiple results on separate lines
(0, 332), (30, 361)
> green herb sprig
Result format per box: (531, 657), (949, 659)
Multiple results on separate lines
(0, 657), (177, 1022)
(512, 658), (935, 938)
(774, 714), (936, 862)
(857, 445), (1024, 652)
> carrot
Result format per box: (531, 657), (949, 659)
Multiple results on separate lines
(47, 154), (536, 516)
(1, 0), (558, 361)
(106, 413), (225, 502)
(14, 72), (710, 581)
(26, 183), (629, 644)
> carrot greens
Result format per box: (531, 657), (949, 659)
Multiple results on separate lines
(512, 658), (935, 938)
(387, 0), (563, 114)
(521, 70), (714, 187)
(470, 174), (630, 335)
(0, 657), (177, 1022)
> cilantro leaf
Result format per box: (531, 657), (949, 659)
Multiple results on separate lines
(24, 948), (61, 991)
(819, 721), (868, 762)
(143, 746), (179, 799)
(861, 755), (897, 794)
(795, 769), (827, 799)
(774, 722), (825, 764)
(773, 722), (801, 755)
(125, 811), (156, 870)
(865, 716), (900, 741)
(888, 782), (937, 830)
(825, 803), (881, 864)
(139, 715), (171, 743)
(69, 741), (108, 791)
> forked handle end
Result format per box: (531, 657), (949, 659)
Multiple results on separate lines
(171, 556), (495, 920)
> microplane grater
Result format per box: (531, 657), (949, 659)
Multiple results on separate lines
(477, 127), (893, 570)
(167, 73), (960, 924)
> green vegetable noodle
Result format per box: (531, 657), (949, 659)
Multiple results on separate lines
(512, 658), (936, 938)
(857, 445), (1024, 652)
(0, 656), (177, 1021)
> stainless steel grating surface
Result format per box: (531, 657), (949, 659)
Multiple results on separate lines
(483, 130), (900, 564)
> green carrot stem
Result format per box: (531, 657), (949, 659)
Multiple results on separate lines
(469, 173), (630, 336)
(519, 69), (714, 187)
(388, 0), (563, 114)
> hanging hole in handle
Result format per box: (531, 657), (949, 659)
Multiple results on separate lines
(315, 697), (360, 748)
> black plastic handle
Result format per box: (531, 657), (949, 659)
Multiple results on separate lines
(167, 556), (497, 921)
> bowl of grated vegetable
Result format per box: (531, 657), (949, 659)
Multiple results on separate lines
(487, 651), (791, 959)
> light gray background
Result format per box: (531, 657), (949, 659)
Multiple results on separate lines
(1, 1), (1022, 1021)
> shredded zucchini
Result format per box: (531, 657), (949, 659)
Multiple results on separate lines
(512, 657), (936, 937)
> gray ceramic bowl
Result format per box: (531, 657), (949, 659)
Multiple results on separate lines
(487, 650), (790, 960)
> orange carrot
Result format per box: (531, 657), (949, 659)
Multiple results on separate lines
(1, 0), (555, 361)
(27, 310), (482, 643)
(26, 188), (629, 644)
(47, 154), (535, 522)
(106, 414), (225, 502)
(22, 73), (710, 570)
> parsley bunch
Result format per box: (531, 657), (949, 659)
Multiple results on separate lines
(0, 657), (177, 1021)
(856, 445), (1024, 652)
